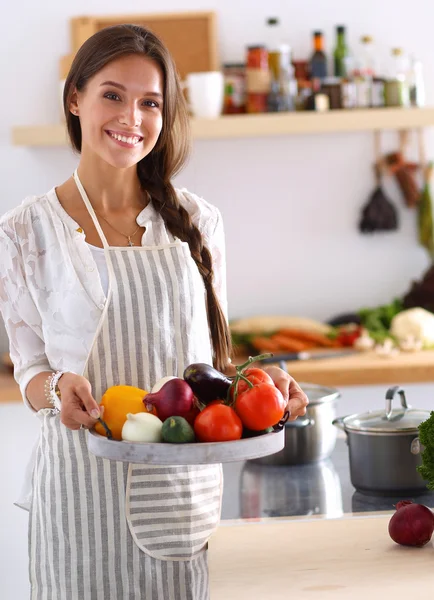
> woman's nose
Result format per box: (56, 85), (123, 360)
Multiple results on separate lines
(118, 103), (141, 127)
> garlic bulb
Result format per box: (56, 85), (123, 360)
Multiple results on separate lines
(122, 413), (163, 443)
(354, 330), (375, 351)
(375, 338), (400, 358)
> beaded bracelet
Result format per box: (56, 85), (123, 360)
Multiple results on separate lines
(44, 371), (69, 413)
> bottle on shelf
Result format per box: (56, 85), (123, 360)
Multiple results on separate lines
(352, 36), (373, 108)
(246, 45), (270, 113)
(305, 79), (330, 112)
(357, 35), (385, 108)
(266, 17), (284, 112)
(278, 45), (298, 111)
(384, 48), (410, 107)
(333, 25), (348, 77)
(310, 31), (328, 82)
(408, 56), (425, 107)
(265, 17), (297, 112)
(223, 63), (246, 114)
(321, 77), (342, 109)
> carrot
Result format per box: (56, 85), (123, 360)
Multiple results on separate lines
(250, 336), (283, 352)
(277, 328), (337, 348)
(269, 334), (312, 352)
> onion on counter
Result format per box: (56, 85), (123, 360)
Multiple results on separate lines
(388, 500), (434, 547)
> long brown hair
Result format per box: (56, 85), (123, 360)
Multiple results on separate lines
(63, 24), (232, 371)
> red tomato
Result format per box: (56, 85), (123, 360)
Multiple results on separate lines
(183, 404), (201, 427)
(230, 368), (274, 399)
(194, 404), (243, 442)
(336, 325), (363, 347)
(234, 383), (286, 431)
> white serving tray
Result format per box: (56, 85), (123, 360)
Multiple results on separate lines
(87, 428), (284, 465)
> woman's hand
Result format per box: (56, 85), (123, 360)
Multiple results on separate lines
(57, 373), (101, 430)
(262, 365), (309, 421)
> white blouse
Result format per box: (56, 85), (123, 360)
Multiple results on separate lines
(0, 186), (228, 411)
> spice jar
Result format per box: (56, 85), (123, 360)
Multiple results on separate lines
(223, 63), (246, 114)
(246, 46), (270, 113)
(321, 77), (342, 109)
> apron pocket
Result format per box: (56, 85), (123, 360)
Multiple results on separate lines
(125, 463), (223, 562)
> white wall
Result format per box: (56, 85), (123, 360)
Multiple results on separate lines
(2, 0), (434, 354)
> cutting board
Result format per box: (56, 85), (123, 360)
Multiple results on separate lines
(209, 515), (434, 599)
(235, 350), (434, 387)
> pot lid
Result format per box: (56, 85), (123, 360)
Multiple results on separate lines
(342, 387), (430, 433)
(300, 383), (340, 405)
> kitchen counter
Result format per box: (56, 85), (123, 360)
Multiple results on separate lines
(236, 349), (434, 387)
(208, 514), (433, 599)
(220, 438), (434, 521)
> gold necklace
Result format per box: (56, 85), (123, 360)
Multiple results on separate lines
(94, 210), (141, 247)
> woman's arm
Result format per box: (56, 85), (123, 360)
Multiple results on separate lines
(0, 227), (52, 411)
(25, 371), (54, 411)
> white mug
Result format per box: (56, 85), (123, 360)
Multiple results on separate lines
(183, 71), (224, 119)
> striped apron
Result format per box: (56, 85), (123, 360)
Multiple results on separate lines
(28, 172), (223, 599)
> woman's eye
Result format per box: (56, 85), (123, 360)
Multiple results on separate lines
(143, 100), (159, 108)
(104, 92), (120, 101)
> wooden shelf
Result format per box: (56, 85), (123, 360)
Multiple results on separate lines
(12, 107), (434, 146)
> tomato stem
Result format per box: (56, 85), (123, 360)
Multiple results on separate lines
(238, 373), (254, 388)
(228, 353), (273, 405)
(237, 353), (273, 371)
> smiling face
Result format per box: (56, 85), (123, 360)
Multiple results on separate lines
(70, 54), (164, 170)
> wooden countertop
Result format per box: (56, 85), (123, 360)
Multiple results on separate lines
(209, 514), (433, 599)
(237, 349), (434, 387)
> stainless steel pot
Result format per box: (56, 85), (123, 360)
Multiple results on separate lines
(333, 386), (430, 495)
(252, 383), (340, 465)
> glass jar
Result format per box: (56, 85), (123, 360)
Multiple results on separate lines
(223, 63), (246, 114)
(246, 46), (270, 113)
(321, 77), (342, 109)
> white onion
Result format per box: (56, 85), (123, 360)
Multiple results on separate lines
(151, 376), (178, 393)
(121, 412), (163, 443)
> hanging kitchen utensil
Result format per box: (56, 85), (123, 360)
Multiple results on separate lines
(359, 131), (399, 233)
(416, 129), (434, 260)
(385, 130), (420, 207)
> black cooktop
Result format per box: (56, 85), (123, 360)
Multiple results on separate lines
(220, 438), (434, 521)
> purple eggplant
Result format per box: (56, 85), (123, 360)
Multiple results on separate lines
(183, 363), (232, 405)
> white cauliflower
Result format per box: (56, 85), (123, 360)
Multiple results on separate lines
(390, 308), (434, 348)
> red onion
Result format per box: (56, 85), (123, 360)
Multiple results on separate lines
(144, 378), (194, 422)
(388, 500), (434, 547)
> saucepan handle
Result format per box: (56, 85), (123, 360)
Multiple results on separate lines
(385, 386), (408, 419)
(285, 416), (314, 428)
(332, 416), (347, 432)
(411, 437), (421, 455)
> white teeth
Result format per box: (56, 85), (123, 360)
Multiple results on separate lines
(110, 132), (141, 145)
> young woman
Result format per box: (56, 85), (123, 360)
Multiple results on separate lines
(0, 24), (308, 599)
